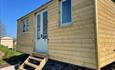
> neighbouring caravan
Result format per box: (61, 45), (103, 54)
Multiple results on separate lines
(16, 0), (115, 70)
(0, 36), (14, 49)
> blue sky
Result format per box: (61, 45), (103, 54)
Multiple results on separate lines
(0, 0), (49, 38)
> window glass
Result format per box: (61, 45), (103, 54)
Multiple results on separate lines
(37, 15), (41, 39)
(43, 11), (48, 39)
(60, 0), (72, 24)
(23, 19), (28, 32)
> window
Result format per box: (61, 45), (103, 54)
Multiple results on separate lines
(37, 14), (41, 39)
(60, 0), (72, 26)
(43, 11), (48, 39)
(23, 19), (28, 32)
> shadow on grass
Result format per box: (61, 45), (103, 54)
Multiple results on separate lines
(3, 54), (29, 65)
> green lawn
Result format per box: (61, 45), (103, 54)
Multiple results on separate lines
(0, 45), (28, 65)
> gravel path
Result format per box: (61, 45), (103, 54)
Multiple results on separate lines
(0, 60), (114, 70)
(0, 65), (15, 70)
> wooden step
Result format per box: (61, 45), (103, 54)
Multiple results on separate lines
(19, 66), (26, 70)
(35, 57), (48, 70)
(25, 61), (38, 68)
(29, 56), (42, 61)
(32, 52), (48, 57)
(18, 54), (48, 70)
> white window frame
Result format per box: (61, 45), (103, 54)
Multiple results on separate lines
(60, 0), (72, 27)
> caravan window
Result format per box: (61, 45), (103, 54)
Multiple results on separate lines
(60, 0), (72, 26)
(23, 19), (28, 32)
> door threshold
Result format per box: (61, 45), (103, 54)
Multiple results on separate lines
(32, 52), (48, 57)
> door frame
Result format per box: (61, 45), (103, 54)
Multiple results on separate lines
(35, 9), (48, 54)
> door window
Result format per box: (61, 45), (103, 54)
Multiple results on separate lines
(37, 14), (41, 39)
(43, 11), (48, 39)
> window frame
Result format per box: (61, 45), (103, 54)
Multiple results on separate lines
(23, 19), (29, 32)
(59, 0), (72, 27)
(35, 9), (48, 40)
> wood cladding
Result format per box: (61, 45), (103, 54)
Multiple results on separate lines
(96, 0), (115, 68)
(16, 0), (115, 70)
(48, 0), (96, 69)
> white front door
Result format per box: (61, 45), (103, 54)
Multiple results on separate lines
(35, 9), (48, 54)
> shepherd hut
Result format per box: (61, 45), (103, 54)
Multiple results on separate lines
(16, 0), (115, 70)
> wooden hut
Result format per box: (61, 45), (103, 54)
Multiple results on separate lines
(16, 0), (115, 70)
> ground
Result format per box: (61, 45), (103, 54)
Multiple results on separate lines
(0, 45), (115, 70)
(43, 59), (95, 70)
(43, 60), (115, 70)
(0, 45), (28, 67)
(101, 62), (115, 70)
(0, 65), (15, 70)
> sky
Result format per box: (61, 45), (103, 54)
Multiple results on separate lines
(0, 0), (49, 38)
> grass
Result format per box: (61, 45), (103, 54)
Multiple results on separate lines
(0, 45), (28, 65)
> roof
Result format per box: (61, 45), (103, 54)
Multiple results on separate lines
(1, 37), (13, 40)
(17, 0), (52, 21)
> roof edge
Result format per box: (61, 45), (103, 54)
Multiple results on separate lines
(17, 0), (52, 21)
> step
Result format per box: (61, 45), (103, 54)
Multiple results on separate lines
(35, 57), (48, 70)
(24, 61), (38, 68)
(19, 66), (26, 70)
(29, 56), (42, 62)
(18, 54), (48, 70)
(19, 68), (26, 70)
(32, 52), (48, 58)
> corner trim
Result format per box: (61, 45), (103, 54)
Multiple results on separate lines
(94, 0), (100, 70)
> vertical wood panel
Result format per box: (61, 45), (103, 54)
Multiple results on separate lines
(97, 0), (115, 68)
